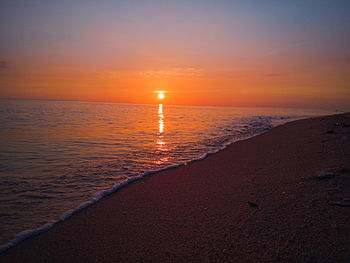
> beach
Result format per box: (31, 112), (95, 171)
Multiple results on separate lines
(1, 112), (350, 262)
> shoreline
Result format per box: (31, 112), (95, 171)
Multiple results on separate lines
(0, 121), (263, 252)
(0, 113), (280, 252)
(1, 113), (350, 262)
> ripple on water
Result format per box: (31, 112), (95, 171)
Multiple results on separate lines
(0, 99), (332, 247)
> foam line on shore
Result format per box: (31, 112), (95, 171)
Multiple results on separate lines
(0, 222), (55, 253)
(0, 130), (264, 254)
(0, 117), (300, 254)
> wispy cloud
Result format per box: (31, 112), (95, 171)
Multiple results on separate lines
(264, 73), (281, 77)
(0, 61), (8, 69)
(265, 42), (306, 56)
(139, 67), (204, 78)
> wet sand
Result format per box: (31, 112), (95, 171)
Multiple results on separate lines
(1, 113), (350, 262)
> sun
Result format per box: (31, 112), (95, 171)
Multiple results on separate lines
(158, 93), (165, 100)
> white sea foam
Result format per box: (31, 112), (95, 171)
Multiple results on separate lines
(0, 134), (255, 254)
(0, 222), (54, 253)
(0, 175), (145, 253)
(0, 113), (326, 254)
(59, 209), (74, 221)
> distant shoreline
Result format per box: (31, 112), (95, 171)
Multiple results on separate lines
(1, 112), (350, 262)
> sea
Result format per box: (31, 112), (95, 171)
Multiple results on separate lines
(0, 99), (333, 250)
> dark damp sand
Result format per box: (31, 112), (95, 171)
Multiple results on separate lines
(1, 113), (350, 263)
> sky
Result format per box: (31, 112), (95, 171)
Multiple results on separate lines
(1, 0), (350, 109)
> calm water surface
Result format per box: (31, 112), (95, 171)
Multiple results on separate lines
(0, 99), (333, 244)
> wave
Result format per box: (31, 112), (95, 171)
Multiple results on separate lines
(0, 115), (303, 254)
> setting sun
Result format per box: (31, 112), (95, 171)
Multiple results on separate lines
(0, 1), (349, 261)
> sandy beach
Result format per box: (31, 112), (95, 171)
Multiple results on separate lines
(1, 113), (350, 262)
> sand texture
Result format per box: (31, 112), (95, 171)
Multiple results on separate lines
(1, 113), (350, 262)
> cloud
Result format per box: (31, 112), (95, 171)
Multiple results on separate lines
(264, 73), (280, 77)
(266, 42), (306, 56)
(0, 61), (8, 69)
(139, 67), (204, 78)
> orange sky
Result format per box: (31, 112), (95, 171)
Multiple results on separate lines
(1, 1), (349, 110)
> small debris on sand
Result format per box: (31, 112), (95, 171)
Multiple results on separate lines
(335, 122), (350, 128)
(317, 171), (337, 180)
(248, 201), (258, 208)
(329, 201), (350, 207)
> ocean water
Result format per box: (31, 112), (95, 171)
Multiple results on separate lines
(0, 99), (332, 247)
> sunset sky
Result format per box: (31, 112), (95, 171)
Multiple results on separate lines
(1, 0), (349, 109)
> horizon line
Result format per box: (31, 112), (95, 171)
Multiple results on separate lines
(0, 96), (340, 111)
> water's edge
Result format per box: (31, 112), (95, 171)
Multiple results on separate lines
(0, 116), (317, 253)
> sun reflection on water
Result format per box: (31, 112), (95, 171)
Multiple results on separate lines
(155, 103), (168, 164)
(158, 103), (164, 134)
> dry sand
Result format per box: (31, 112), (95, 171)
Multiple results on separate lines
(1, 113), (350, 262)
